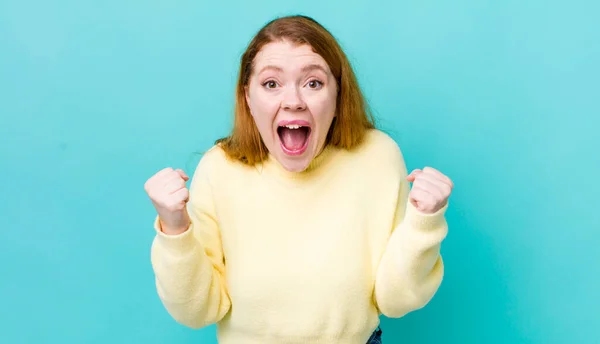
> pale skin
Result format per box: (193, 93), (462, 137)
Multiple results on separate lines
(245, 40), (338, 173)
(144, 167), (190, 235)
(407, 167), (454, 214)
(144, 40), (453, 234)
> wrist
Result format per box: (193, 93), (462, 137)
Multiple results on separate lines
(153, 215), (196, 253)
(158, 213), (190, 235)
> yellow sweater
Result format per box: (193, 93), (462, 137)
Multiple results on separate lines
(150, 129), (448, 344)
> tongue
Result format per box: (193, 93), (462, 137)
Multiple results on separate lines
(280, 128), (307, 151)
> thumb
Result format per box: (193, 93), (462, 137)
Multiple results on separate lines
(175, 169), (189, 182)
(406, 169), (422, 182)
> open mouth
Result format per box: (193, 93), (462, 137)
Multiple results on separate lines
(277, 121), (311, 156)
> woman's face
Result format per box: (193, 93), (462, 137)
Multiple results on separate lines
(245, 40), (338, 172)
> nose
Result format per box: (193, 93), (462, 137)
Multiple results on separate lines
(281, 87), (306, 111)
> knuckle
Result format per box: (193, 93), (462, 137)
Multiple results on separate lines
(146, 188), (158, 199)
(158, 167), (173, 176)
(444, 184), (452, 194)
(161, 168), (175, 177)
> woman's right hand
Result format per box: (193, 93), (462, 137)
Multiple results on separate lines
(144, 167), (191, 235)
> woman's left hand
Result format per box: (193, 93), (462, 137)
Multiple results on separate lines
(406, 167), (453, 214)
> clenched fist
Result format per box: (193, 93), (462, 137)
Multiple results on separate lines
(406, 166), (453, 214)
(144, 167), (191, 235)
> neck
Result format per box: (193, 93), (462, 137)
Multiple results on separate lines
(263, 144), (338, 180)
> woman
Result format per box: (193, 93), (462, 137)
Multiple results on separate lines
(145, 15), (453, 344)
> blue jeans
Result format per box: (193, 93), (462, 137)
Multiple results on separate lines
(366, 326), (383, 344)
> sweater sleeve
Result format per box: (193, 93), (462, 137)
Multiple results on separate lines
(149, 154), (231, 328)
(373, 160), (448, 318)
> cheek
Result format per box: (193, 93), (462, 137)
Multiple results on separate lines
(309, 91), (337, 122)
(257, 98), (280, 114)
(249, 93), (280, 127)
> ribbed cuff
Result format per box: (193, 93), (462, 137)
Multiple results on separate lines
(403, 201), (448, 231)
(153, 216), (197, 253)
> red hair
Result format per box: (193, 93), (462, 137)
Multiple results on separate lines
(216, 15), (375, 165)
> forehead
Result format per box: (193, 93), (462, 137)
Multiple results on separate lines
(253, 40), (331, 73)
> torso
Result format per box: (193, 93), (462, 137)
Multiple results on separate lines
(206, 129), (404, 341)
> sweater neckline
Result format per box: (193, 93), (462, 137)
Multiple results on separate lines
(261, 144), (339, 181)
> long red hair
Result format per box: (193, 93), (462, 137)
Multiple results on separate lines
(216, 15), (376, 165)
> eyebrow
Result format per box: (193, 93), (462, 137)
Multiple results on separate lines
(257, 65), (283, 75)
(301, 64), (328, 74)
(257, 64), (329, 75)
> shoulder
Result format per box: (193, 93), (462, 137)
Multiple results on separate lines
(199, 144), (229, 165)
(191, 143), (245, 182)
(361, 129), (403, 155)
(351, 129), (408, 176)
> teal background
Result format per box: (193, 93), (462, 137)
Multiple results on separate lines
(1, 0), (598, 343)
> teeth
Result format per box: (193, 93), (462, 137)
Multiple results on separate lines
(285, 124), (301, 129)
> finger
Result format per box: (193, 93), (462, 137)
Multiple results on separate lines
(413, 178), (444, 199)
(409, 187), (437, 212)
(146, 168), (174, 187)
(410, 187), (438, 212)
(175, 169), (189, 181)
(413, 173), (452, 197)
(412, 184), (448, 212)
(163, 172), (186, 187)
(406, 169), (422, 182)
(411, 184), (437, 199)
(165, 178), (186, 194)
(154, 167), (175, 179)
(172, 187), (189, 203)
(422, 167), (453, 188)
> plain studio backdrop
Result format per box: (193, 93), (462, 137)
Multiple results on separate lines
(1, 1), (598, 343)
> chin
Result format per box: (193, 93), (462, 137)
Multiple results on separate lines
(272, 120), (316, 172)
(271, 144), (315, 172)
(278, 155), (312, 172)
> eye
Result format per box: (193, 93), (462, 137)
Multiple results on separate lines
(262, 80), (278, 89)
(307, 79), (323, 89)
